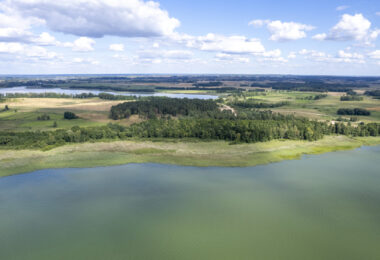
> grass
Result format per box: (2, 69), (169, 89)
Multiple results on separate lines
(228, 90), (380, 123)
(1, 135), (380, 178)
(0, 98), (131, 131)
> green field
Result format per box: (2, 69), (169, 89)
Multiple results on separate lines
(225, 90), (380, 122)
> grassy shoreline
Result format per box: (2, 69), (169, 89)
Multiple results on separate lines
(1, 136), (380, 178)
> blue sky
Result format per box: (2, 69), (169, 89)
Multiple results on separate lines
(0, 0), (379, 75)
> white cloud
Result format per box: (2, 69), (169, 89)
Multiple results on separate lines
(249, 19), (314, 41)
(0, 6), (34, 42)
(63, 37), (95, 52)
(0, 42), (24, 53)
(314, 14), (378, 44)
(32, 32), (58, 46)
(109, 44), (124, 52)
(368, 50), (380, 59)
(3, 0), (180, 38)
(376, 12), (380, 16)
(73, 57), (100, 65)
(336, 6), (349, 11)
(0, 42), (58, 60)
(336, 50), (364, 63)
(175, 33), (265, 54)
(299, 49), (365, 63)
(215, 53), (250, 63)
(257, 49), (288, 62)
(287, 52), (297, 59)
(312, 33), (327, 40)
(138, 49), (193, 60)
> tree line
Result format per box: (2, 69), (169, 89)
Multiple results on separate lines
(110, 97), (218, 120)
(1, 119), (379, 150)
(337, 108), (371, 116)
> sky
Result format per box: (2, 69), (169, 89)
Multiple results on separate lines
(0, 0), (380, 75)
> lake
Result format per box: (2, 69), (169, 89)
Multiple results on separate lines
(1, 146), (380, 260)
(0, 87), (218, 99)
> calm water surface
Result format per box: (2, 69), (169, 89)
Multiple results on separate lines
(1, 146), (380, 260)
(0, 87), (217, 99)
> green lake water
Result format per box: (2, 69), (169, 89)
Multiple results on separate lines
(1, 146), (380, 260)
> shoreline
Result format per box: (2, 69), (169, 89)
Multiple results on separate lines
(1, 136), (380, 178)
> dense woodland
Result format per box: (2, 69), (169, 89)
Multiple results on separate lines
(230, 101), (289, 109)
(1, 119), (379, 150)
(1, 97), (380, 149)
(110, 97), (218, 119)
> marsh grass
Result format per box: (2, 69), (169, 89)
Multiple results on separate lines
(1, 136), (380, 177)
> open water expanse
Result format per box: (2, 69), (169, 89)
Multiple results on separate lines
(1, 146), (380, 259)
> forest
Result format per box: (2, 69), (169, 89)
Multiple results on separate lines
(110, 97), (218, 119)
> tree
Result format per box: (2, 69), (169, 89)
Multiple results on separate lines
(64, 111), (78, 120)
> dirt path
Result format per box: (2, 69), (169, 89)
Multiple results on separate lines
(219, 104), (237, 116)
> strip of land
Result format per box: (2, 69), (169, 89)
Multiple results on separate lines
(1, 136), (380, 178)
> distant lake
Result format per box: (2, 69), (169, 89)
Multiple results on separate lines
(0, 86), (218, 99)
(1, 146), (380, 260)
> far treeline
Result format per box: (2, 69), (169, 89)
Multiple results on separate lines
(1, 98), (380, 150)
(0, 92), (135, 101)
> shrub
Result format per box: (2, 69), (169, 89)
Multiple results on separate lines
(64, 111), (78, 120)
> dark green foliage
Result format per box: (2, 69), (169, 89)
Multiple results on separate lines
(110, 97), (218, 120)
(298, 94), (328, 100)
(1, 120), (379, 150)
(340, 95), (363, 101)
(256, 81), (368, 92)
(365, 90), (380, 98)
(337, 108), (371, 116)
(230, 101), (289, 109)
(64, 112), (79, 120)
(193, 82), (223, 87)
(98, 93), (135, 100)
(37, 114), (50, 121)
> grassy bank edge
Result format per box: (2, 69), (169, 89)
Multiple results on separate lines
(1, 136), (380, 178)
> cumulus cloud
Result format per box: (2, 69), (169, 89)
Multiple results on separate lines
(0, 3), (36, 42)
(0, 42), (58, 60)
(109, 44), (124, 52)
(257, 49), (288, 62)
(0, 42), (24, 53)
(299, 49), (365, 63)
(2, 0), (180, 38)
(63, 37), (95, 52)
(32, 32), (58, 46)
(313, 14), (379, 44)
(249, 20), (314, 41)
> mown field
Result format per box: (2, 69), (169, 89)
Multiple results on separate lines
(0, 98), (141, 131)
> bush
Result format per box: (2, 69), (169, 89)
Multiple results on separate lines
(337, 108), (371, 116)
(64, 111), (79, 120)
